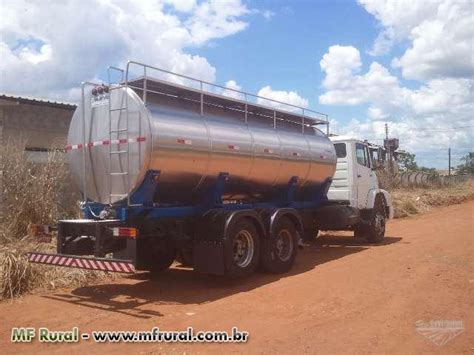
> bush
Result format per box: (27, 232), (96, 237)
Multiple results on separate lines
(0, 139), (79, 243)
(0, 139), (107, 300)
(0, 247), (38, 299)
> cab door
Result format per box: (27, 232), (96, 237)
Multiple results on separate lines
(355, 143), (372, 208)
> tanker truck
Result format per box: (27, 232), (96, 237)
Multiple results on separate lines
(28, 61), (393, 277)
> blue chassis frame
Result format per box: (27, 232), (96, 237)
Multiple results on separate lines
(82, 170), (332, 221)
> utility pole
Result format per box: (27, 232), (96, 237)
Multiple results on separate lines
(448, 147), (451, 176)
(385, 123), (392, 174)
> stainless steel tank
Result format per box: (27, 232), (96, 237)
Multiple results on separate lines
(67, 78), (337, 204)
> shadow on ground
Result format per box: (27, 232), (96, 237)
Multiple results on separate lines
(44, 235), (401, 319)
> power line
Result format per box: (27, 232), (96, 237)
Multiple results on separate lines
(411, 125), (474, 132)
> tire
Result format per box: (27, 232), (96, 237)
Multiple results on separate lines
(225, 218), (260, 278)
(366, 196), (386, 243)
(262, 217), (298, 274)
(354, 226), (364, 238)
(147, 241), (176, 274)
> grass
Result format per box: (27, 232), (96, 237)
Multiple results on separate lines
(0, 238), (117, 301)
(391, 181), (474, 218)
(0, 140), (114, 301)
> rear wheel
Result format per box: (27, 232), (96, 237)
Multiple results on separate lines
(146, 241), (176, 274)
(176, 246), (194, 267)
(225, 219), (260, 278)
(262, 217), (298, 274)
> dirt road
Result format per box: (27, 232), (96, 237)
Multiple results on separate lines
(1, 201), (473, 354)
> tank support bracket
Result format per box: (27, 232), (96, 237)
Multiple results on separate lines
(129, 170), (161, 206)
(200, 172), (229, 209)
(279, 176), (299, 205)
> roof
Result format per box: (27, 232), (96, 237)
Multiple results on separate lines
(0, 93), (76, 110)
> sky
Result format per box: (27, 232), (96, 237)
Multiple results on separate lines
(0, 0), (472, 168)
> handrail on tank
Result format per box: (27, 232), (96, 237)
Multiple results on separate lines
(107, 66), (124, 85)
(123, 60), (330, 133)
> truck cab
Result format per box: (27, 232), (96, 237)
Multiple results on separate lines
(321, 137), (394, 242)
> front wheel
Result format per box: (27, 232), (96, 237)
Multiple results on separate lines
(366, 197), (386, 243)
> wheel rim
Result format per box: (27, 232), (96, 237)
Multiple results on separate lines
(275, 229), (293, 262)
(374, 213), (385, 235)
(233, 230), (254, 268)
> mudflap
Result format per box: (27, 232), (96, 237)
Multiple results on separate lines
(193, 209), (229, 275)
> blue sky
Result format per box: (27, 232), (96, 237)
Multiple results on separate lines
(191, 0), (376, 121)
(1, 0), (472, 168)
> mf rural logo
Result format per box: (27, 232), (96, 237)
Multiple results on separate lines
(415, 320), (464, 346)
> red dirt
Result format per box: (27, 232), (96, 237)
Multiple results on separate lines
(1, 201), (473, 354)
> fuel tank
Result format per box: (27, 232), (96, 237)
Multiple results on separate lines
(67, 78), (337, 204)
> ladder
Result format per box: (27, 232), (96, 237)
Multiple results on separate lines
(106, 66), (145, 206)
(107, 86), (130, 205)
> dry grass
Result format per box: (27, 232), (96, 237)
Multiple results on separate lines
(0, 140), (114, 300)
(391, 181), (474, 218)
(0, 240), (115, 300)
(0, 138), (80, 243)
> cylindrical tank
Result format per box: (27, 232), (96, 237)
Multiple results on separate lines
(67, 84), (337, 204)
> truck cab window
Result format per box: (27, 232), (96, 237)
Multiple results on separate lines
(356, 143), (367, 166)
(334, 143), (346, 158)
(365, 146), (372, 169)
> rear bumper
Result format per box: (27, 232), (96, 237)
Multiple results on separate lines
(28, 252), (135, 273)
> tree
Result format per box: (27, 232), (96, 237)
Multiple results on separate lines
(456, 152), (474, 175)
(396, 151), (418, 171)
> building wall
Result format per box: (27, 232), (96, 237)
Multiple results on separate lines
(0, 96), (77, 215)
(0, 98), (74, 148)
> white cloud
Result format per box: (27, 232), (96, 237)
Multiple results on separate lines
(319, 45), (473, 167)
(319, 45), (402, 111)
(261, 10), (274, 20)
(185, 0), (249, 45)
(324, 0), (474, 166)
(0, 0), (252, 101)
(359, 0), (437, 55)
(251, 9), (274, 20)
(221, 80), (244, 100)
(359, 0), (474, 81)
(257, 85), (308, 112)
(18, 43), (52, 64)
(164, 0), (197, 13)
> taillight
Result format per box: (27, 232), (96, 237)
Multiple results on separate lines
(30, 224), (53, 243)
(112, 227), (138, 238)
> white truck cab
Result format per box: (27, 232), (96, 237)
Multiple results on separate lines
(313, 136), (394, 243)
